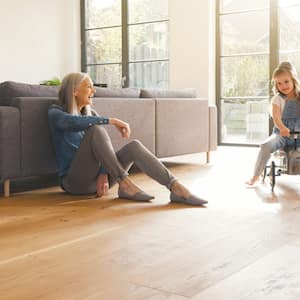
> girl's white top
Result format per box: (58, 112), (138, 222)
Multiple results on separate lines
(271, 94), (286, 117)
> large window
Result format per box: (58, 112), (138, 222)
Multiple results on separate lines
(217, 0), (300, 145)
(81, 0), (169, 88)
(279, 0), (300, 64)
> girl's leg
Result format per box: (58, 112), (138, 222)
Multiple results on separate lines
(247, 134), (286, 185)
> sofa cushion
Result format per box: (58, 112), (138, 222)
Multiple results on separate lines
(0, 81), (59, 99)
(92, 98), (155, 153)
(94, 87), (140, 98)
(155, 98), (209, 157)
(140, 88), (197, 98)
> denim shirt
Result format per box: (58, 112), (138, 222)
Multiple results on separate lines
(273, 99), (300, 134)
(48, 104), (109, 177)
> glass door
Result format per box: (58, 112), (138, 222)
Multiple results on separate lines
(218, 0), (270, 144)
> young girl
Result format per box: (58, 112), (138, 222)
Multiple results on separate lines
(247, 61), (300, 185)
(48, 72), (207, 206)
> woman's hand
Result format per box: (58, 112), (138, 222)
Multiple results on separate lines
(280, 126), (290, 137)
(109, 118), (131, 139)
(96, 173), (109, 198)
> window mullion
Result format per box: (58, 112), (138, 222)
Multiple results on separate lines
(80, 0), (87, 72)
(216, 0), (221, 145)
(269, 0), (279, 134)
(269, 0), (279, 89)
(122, 0), (129, 87)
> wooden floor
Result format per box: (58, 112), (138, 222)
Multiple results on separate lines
(2, 146), (300, 299)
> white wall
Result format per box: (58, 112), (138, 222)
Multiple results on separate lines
(0, 0), (81, 83)
(169, 0), (214, 102)
(0, 0), (215, 101)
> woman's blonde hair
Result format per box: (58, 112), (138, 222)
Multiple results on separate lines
(58, 72), (92, 115)
(271, 61), (300, 98)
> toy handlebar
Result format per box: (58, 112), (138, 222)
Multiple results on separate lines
(289, 131), (300, 149)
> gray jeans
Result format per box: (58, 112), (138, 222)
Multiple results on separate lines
(62, 125), (176, 195)
(253, 133), (300, 177)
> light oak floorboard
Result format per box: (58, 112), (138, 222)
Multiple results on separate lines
(191, 242), (300, 300)
(1, 147), (300, 299)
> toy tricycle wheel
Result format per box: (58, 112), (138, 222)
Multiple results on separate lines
(269, 161), (276, 192)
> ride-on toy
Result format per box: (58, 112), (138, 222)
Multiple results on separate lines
(263, 131), (300, 192)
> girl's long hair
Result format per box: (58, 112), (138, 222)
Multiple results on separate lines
(58, 72), (92, 115)
(272, 61), (300, 99)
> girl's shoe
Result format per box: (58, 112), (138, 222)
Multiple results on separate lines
(170, 191), (207, 206)
(118, 188), (154, 201)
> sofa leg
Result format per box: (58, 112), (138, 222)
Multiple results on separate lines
(206, 152), (210, 164)
(4, 179), (10, 197)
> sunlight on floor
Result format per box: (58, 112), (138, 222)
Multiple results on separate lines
(188, 146), (300, 214)
(9, 146), (300, 216)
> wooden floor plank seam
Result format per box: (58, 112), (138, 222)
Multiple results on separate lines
(0, 225), (124, 266)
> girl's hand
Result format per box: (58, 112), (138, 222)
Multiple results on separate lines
(109, 118), (131, 139)
(280, 126), (290, 137)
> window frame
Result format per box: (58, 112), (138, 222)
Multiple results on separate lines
(80, 0), (169, 88)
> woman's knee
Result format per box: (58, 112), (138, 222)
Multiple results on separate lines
(123, 139), (146, 154)
(127, 139), (144, 149)
(87, 125), (109, 139)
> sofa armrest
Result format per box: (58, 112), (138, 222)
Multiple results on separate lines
(209, 105), (218, 151)
(10, 97), (58, 177)
(0, 106), (21, 182)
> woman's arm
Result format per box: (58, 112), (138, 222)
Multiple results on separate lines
(48, 107), (109, 132)
(271, 104), (290, 136)
(109, 117), (131, 139)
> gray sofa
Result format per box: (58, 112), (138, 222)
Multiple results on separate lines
(0, 81), (217, 197)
